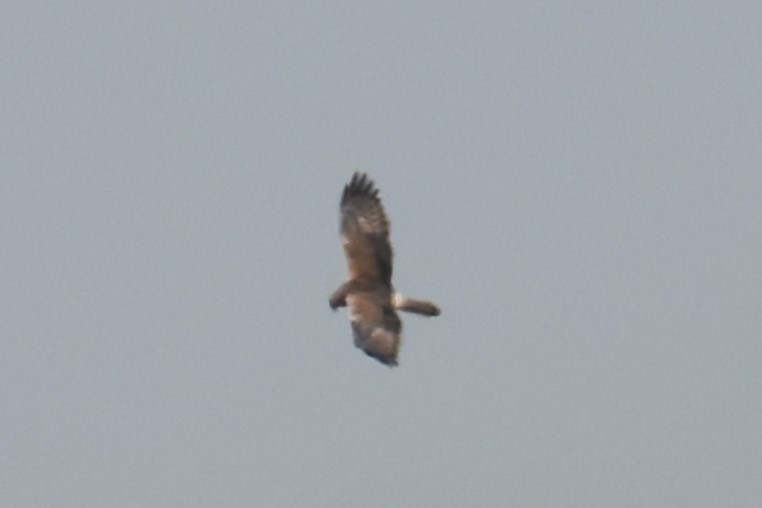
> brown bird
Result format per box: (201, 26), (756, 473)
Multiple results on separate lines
(329, 173), (440, 366)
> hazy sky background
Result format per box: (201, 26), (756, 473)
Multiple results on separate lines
(2, 2), (761, 506)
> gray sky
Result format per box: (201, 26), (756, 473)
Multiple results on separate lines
(2, 2), (761, 506)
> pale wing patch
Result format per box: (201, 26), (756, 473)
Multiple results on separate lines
(356, 216), (384, 235)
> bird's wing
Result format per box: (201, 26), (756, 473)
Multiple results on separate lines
(347, 292), (402, 366)
(339, 173), (393, 284)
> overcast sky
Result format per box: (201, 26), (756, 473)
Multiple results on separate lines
(2, 2), (761, 507)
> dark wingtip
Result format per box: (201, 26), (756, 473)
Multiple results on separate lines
(342, 172), (379, 204)
(371, 354), (398, 367)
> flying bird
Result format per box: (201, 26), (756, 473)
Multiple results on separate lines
(329, 173), (440, 366)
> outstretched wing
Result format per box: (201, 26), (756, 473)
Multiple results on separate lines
(340, 173), (393, 284)
(348, 292), (402, 366)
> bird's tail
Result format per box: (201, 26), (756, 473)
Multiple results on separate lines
(393, 293), (441, 317)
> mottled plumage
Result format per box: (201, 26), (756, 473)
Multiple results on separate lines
(330, 173), (440, 366)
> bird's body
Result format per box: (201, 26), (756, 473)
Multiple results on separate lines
(330, 173), (440, 366)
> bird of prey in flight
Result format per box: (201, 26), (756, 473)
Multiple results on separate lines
(329, 173), (440, 366)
